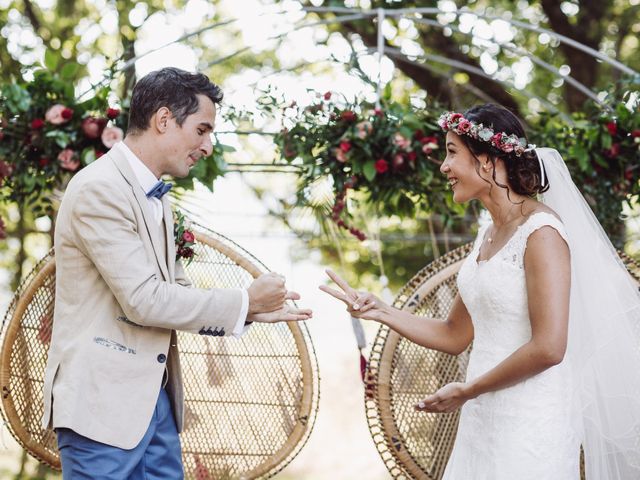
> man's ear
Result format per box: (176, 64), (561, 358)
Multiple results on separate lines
(153, 107), (172, 133)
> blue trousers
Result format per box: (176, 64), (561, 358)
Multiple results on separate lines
(56, 388), (183, 479)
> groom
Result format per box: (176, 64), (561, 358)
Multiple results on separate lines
(42, 67), (312, 479)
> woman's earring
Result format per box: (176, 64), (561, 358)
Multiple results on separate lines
(483, 163), (491, 171)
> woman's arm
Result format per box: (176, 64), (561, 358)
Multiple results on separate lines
(373, 294), (474, 355)
(417, 225), (571, 413)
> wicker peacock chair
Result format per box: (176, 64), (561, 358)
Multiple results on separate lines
(364, 242), (640, 480)
(0, 222), (319, 479)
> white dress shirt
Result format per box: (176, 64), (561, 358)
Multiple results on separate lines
(113, 141), (249, 336)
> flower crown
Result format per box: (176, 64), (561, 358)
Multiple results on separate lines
(438, 111), (532, 157)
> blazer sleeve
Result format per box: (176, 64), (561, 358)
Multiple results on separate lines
(67, 179), (243, 334)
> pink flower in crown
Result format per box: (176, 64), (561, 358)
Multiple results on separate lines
(45, 104), (71, 125)
(57, 148), (80, 171)
(502, 142), (515, 153)
(457, 118), (471, 133)
(490, 132), (503, 148)
(101, 126), (124, 148)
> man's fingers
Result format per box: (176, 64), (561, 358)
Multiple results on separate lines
(325, 269), (355, 295)
(284, 290), (300, 301)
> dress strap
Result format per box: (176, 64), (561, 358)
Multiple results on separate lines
(519, 211), (569, 245)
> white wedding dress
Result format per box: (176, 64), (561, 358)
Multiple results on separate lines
(443, 211), (581, 480)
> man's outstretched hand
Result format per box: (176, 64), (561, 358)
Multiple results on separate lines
(247, 304), (312, 323)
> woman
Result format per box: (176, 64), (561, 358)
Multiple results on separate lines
(320, 104), (640, 479)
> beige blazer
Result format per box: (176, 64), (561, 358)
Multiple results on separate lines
(42, 147), (243, 449)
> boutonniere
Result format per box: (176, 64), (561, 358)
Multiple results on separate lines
(173, 209), (196, 265)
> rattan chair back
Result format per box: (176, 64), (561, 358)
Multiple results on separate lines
(0, 224), (319, 479)
(364, 243), (640, 479)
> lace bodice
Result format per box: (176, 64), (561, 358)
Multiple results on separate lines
(457, 211), (569, 363)
(443, 211), (580, 480)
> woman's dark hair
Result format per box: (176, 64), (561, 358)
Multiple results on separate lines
(127, 67), (223, 134)
(461, 104), (547, 197)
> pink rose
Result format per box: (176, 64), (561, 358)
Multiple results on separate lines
(356, 121), (373, 139)
(57, 148), (80, 171)
(182, 230), (195, 243)
(101, 126), (124, 148)
(334, 148), (348, 163)
(392, 153), (405, 169)
(45, 104), (72, 125)
(81, 117), (106, 139)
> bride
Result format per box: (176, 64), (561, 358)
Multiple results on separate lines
(320, 104), (640, 479)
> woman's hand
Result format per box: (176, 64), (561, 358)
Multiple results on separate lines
(414, 382), (474, 414)
(319, 269), (390, 322)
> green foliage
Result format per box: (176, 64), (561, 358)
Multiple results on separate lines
(531, 86), (640, 241)
(273, 91), (458, 240)
(0, 65), (126, 219)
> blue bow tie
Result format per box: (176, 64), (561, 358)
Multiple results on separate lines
(146, 180), (173, 200)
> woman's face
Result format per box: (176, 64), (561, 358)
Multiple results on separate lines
(440, 131), (492, 203)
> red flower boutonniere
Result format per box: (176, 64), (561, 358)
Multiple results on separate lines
(174, 210), (196, 265)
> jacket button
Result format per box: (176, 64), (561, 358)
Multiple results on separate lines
(157, 354), (166, 363)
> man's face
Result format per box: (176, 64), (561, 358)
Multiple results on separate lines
(162, 94), (216, 178)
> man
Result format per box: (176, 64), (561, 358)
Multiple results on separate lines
(42, 67), (312, 479)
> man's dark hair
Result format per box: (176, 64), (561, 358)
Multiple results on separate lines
(127, 67), (223, 134)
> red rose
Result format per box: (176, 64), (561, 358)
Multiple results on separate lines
(31, 118), (45, 130)
(413, 129), (424, 140)
(340, 110), (357, 122)
(407, 151), (417, 162)
(606, 121), (617, 136)
(106, 108), (120, 120)
(182, 230), (195, 243)
(339, 141), (351, 153)
(374, 158), (389, 174)
(631, 129), (640, 138)
(374, 108), (384, 117)
(61, 107), (74, 120)
(323, 91), (332, 100)
(95, 150), (105, 158)
(38, 157), (50, 168)
(491, 133), (503, 146)
(449, 113), (463, 122)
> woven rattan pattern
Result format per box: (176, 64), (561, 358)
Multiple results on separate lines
(365, 243), (640, 480)
(0, 224), (319, 479)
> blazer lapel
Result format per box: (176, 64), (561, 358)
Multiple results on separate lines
(162, 197), (176, 282)
(109, 148), (171, 281)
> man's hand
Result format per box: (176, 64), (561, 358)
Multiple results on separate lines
(247, 304), (312, 323)
(247, 272), (300, 314)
